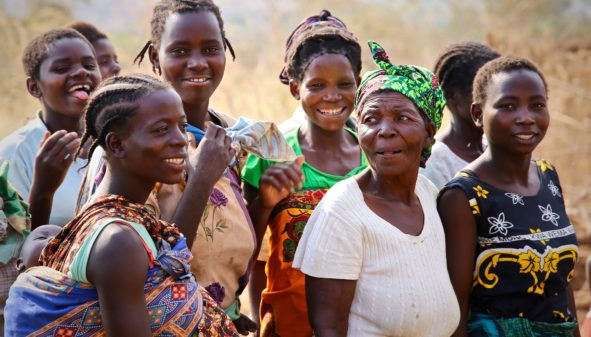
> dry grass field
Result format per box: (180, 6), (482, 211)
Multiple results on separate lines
(1, 0), (590, 318)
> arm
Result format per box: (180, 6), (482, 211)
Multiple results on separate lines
(29, 131), (79, 228)
(247, 259), (267, 328)
(438, 188), (477, 337)
(171, 125), (235, 247)
(305, 276), (356, 337)
(86, 224), (151, 337)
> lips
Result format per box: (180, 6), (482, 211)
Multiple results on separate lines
(163, 157), (187, 171)
(67, 83), (91, 102)
(513, 131), (538, 142)
(183, 76), (211, 85)
(317, 107), (346, 116)
(376, 150), (402, 157)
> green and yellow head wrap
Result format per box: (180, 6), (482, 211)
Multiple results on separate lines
(355, 40), (445, 166)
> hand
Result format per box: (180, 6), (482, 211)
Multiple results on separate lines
(33, 130), (80, 194)
(232, 314), (258, 336)
(186, 125), (236, 186)
(259, 156), (305, 208)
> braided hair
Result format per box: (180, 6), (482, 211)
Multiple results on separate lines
(134, 0), (235, 74)
(472, 56), (548, 105)
(77, 74), (170, 164)
(22, 28), (91, 80)
(433, 42), (500, 108)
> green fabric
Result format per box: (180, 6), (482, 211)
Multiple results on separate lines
(354, 41), (445, 165)
(69, 218), (158, 283)
(0, 161), (31, 263)
(224, 299), (241, 321)
(468, 312), (576, 337)
(241, 127), (367, 190)
(0, 161), (31, 235)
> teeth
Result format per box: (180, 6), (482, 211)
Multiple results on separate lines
(187, 78), (208, 83)
(68, 84), (90, 92)
(165, 158), (184, 164)
(318, 108), (343, 115)
(516, 134), (534, 140)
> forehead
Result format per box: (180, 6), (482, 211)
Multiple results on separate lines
(44, 38), (95, 62)
(92, 38), (116, 56)
(487, 69), (546, 99)
(303, 53), (354, 78)
(361, 91), (418, 113)
(161, 11), (223, 44)
(136, 88), (184, 119)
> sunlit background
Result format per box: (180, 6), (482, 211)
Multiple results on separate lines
(1, 0), (590, 317)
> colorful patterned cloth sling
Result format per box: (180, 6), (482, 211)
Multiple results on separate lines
(4, 195), (238, 337)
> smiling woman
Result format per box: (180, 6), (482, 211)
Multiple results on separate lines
(292, 40), (459, 337)
(4, 74), (239, 336)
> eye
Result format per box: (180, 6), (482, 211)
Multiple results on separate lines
(179, 122), (188, 132)
(170, 48), (187, 56)
(339, 82), (355, 89)
(204, 47), (221, 54)
(54, 65), (70, 73)
(532, 102), (546, 109)
(154, 125), (169, 134)
(399, 115), (410, 121)
(84, 63), (97, 70)
(362, 115), (377, 124)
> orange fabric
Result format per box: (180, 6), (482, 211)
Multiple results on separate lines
(260, 189), (327, 337)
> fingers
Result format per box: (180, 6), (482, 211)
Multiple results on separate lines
(186, 132), (197, 148)
(262, 163), (304, 192)
(38, 131), (80, 162)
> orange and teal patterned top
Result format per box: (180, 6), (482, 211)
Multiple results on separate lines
(440, 159), (578, 323)
(241, 127), (367, 337)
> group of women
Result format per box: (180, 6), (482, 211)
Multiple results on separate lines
(0, 0), (580, 336)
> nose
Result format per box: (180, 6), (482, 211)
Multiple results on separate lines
(110, 61), (121, 76)
(378, 120), (397, 138)
(171, 126), (188, 147)
(516, 106), (535, 125)
(323, 90), (342, 102)
(187, 52), (207, 70)
(70, 64), (90, 78)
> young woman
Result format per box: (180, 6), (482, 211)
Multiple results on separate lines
(420, 42), (499, 189)
(438, 56), (579, 337)
(5, 74), (238, 336)
(293, 41), (460, 337)
(241, 10), (366, 337)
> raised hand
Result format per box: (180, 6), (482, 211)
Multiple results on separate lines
(259, 156), (305, 208)
(32, 130), (80, 194)
(186, 124), (236, 186)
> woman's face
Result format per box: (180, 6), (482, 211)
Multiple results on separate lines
(93, 38), (120, 79)
(115, 88), (188, 185)
(478, 69), (549, 154)
(35, 38), (101, 119)
(152, 11), (226, 107)
(357, 91), (433, 177)
(291, 53), (357, 132)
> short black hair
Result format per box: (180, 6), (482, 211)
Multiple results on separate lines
(134, 0), (235, 72)
(22, 28), (91, 80)
(78, 74), (171, 164)
(472, 56), (548, 105)
(287, 35), (362, 84)
(67, 21), (108, 45)
(433, 42), (500, 101)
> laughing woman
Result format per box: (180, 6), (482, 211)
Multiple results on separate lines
(293, 41), (459, 337)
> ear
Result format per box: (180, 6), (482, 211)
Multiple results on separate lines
(424, 120), (436, 148)
(105, 131), (126, 158)
(16, 258), (25, 273)
(471, 103), (483, 128)
(289, 80), (300, 100)
(26, 77), (42, 98)
(148, 44), (161, 75)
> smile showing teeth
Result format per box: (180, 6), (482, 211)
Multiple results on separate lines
(377, 150), (401, 156)
(318, 107), (344, 116)
(164, 158), (184, 164)
(186, 78), (209, 83)
(515, 134), (535, 140)
(67, 84), (90, 93)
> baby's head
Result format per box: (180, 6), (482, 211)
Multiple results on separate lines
(16, 224), (62, 273)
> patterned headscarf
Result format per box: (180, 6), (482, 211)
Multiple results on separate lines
(355, 40), (446, 166)
(279, 9), (358, 85)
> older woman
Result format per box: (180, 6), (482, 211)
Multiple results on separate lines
(292, 41), (460, 337)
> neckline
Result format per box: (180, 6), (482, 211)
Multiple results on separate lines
(292, 126), (367, 179)
(461, 162), (544, 198)
(351, 177), (428, 241)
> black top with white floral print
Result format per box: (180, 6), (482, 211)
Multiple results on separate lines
(441, 159), (578, 323)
